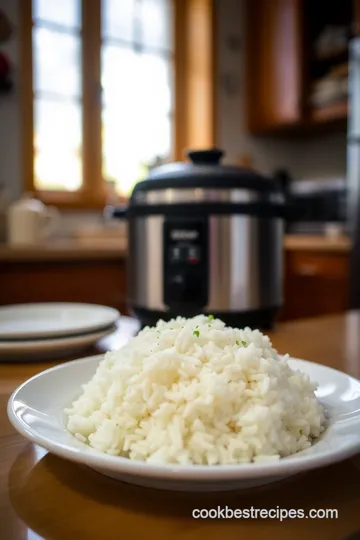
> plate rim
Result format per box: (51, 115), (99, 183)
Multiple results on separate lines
(0, 328), (115, 357)
(7, 354), (360, 482)
(0, 303), (120, 340)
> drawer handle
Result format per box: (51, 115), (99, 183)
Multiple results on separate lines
(296, 264), (318, 276)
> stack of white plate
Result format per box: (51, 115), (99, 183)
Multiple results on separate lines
(0, 303), (120, 361)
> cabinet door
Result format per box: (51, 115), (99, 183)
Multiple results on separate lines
(281, 251), (349, 321)
(245, 0), (303, 133)
(0, 260), (129, 314)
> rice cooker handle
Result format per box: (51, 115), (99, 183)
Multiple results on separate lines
(186, 148), (224, 165)
(107, 205), (128, 219)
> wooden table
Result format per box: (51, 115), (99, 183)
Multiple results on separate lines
(2, 313), (360, 540)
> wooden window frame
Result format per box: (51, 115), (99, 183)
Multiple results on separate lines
(19, 0), (216, 210)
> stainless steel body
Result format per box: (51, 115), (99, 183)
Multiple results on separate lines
(128, 214), (283, 313)
(112, 148), (285, 327)
(133, 188), (283, 204)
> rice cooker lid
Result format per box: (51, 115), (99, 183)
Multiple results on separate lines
(132, 149), (278, 196)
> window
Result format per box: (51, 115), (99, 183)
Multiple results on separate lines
(101, 0), (173, 197)
(32, 0), (83, 193)
(20, 0), (216, 208)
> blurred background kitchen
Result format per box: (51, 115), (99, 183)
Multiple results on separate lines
(0, 0), (357, 324)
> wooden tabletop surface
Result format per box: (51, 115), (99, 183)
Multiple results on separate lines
(2, 313), (360, 540)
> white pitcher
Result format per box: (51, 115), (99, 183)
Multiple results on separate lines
(7, 193), (60, 246)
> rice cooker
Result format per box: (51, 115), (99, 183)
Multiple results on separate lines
(112, 149), (285, 329)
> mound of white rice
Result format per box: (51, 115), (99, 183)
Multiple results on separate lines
(65, 315), (325, 465)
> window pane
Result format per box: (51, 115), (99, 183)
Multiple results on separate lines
(102, 121), (147, 196)
(101, 46), (134, 105)
(140, 52), (172, 116)
(102, 108), (171, 196)
(35, 150), (82, 191)
(33, 0), (80, 29)
(102, 46), (172, 115)
(137, 114), (171, 163)
(34, 99), (82, 191)
(33, 27), (81, 98)
(101, 1), (174, 196)
(102, 0), (136, 42)
(140, 0), (172, 51)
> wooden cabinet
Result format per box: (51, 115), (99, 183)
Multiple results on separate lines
(0, 258), (129, 314)
(246, 0), (358, 133)
(246, 0), (304, 132)
(281, 250), (349, 320)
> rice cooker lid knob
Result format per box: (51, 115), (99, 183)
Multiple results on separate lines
(132, 148), (278, 194)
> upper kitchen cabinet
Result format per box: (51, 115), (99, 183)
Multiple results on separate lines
(246, 0), (304, 133)
(246, 0), (355, 133)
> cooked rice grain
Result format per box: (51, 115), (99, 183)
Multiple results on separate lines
(65, 315), (325, 465)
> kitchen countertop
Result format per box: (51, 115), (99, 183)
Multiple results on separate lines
(2, 312), (360, 539)
(284, 234), (351, 252)
(0, 235), (351, 262)
(0, 239), (128, 261)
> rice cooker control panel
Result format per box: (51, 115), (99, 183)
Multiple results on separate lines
(163, 219), (209, 309)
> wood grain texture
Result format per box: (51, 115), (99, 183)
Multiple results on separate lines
(174, 0), (216, 159)
(0, 241), (127, 261)
(81, 0), (104, 206)
(281, 250), (349, 321)
(185, 0), (217, 150)
(245, 0), (350, 133)
(2, 314), (360, 539)
(246, 0), (303, 133)
(0, 259), (128, 313)
(284, 235), (351, 252)
(173, 0), (188, 161)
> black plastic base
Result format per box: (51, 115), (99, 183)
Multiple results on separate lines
(131, 305), (279, 331)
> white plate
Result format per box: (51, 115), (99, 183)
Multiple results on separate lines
(0, 303), (120, 340)
(0, 327), (115, 361)
(7, 355), (360, 492)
